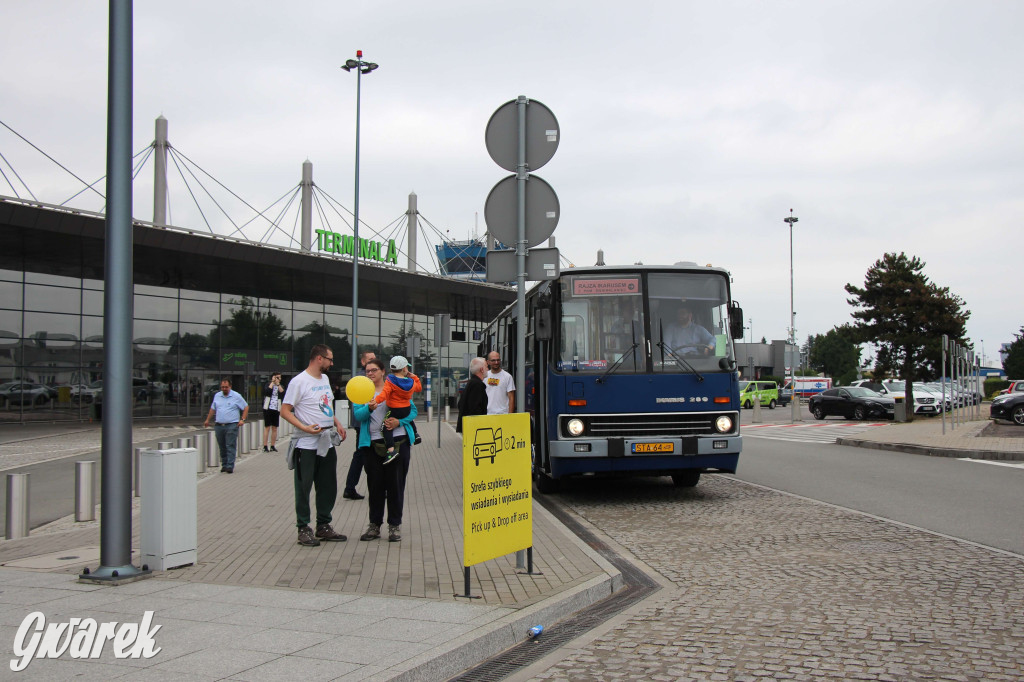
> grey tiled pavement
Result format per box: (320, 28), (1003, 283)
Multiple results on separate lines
(0, 413), (1020, 680)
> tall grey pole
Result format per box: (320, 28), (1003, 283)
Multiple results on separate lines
(515, 96), (527, 413)
(153, 115), (167, 225)
(300, 160), (313, 250)
(83, 0), (146, 582)
(407, 191), (418, 272)
(941, 335), (947, 434)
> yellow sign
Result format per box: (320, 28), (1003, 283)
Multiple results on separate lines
(462, 413), (532, 566)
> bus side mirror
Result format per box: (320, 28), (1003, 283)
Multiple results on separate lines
(719, 357), (736, 371)
(535, 309), (552, 341)
(729, 303), (744, 339)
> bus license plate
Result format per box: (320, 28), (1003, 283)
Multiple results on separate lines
(632, 442), (673, 454)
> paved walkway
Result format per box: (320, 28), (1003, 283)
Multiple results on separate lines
(836, 413), (1024, 459)
(0, 412), (1020, 680)
(0, 418), (618, 681)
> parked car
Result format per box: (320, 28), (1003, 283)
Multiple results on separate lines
(738, 380), (779, 409)
(990, 391), (1024, 426)
(848, 380), (939, 416)
(809, 387), (895, 421)
(996, 380), (1024, 397)
(778, 384), (793, 407)
(914, 383), (951, 412)
(0, 382), (55, 407)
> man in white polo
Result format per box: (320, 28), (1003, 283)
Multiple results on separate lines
(484, 351), (516, 414)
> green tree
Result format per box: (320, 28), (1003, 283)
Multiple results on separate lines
(845, 253), (970, 419)
(1004, 327), (1024, 378)
(808, 325), (861, 385)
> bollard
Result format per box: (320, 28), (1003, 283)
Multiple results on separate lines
(751, 394), (762, 423)
(237, 424), (246, 455)
(134, 447), (144, 497)
(791, 392), (802, 422)
(195, 432), (207, 472)
(445, 405), (451, 423)
(157, 440), (173, 450)
(206, 430), (219, 467)
(75, 461), (96, 522)
(177, 436), (192, 450)
(249, 421), (259, 451)
(5, 473), (30, 539)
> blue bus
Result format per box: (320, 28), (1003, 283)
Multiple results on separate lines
(479, 263), (745, 493)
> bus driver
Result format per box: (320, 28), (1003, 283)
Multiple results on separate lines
(664, 303), (715, 356)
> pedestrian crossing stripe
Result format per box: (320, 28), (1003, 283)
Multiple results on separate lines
(743, 422), (889, 444)
(958, 458), (1024, 470)
(745, 422), (890, 429)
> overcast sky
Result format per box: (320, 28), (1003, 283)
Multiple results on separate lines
(3, 1), (1022, 367)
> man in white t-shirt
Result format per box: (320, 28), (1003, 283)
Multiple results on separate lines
(485, 351), (516, 415)
(281, 344), (348, 547)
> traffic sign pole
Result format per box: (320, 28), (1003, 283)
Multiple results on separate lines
(516, 96), (527, 414)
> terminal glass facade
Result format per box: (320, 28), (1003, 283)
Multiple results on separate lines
(0, 267), (486, 423)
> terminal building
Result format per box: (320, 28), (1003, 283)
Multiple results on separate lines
(0, 195), (515, 424)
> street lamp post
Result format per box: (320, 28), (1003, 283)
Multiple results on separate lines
(784, 209), (800, 421)
(341, 50), (379, 378)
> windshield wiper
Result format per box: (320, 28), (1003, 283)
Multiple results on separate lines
(656, 327), (704, 382)
(597, 320), (639, 384)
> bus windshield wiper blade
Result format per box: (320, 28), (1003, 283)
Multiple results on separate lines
(655, 325), (704, 378)
(596, 343), (638, 383)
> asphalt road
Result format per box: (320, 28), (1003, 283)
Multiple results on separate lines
(734, 435), (1024, 555)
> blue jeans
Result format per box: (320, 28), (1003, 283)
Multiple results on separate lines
(214, 423), (239, 468)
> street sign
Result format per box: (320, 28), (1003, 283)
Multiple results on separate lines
(485, 99), (559, 173)
(484, 174), (559, 248)
(485, 248), (560, 283)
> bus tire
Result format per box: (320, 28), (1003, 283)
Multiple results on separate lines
(535, 473), (559, 494)
(671, 472), (700, 487)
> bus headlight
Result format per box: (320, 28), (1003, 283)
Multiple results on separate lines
(714, 415), (733, 433)
(566, 418), (585, 436)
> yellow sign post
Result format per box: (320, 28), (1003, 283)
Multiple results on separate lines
(460, 413), (532, 595)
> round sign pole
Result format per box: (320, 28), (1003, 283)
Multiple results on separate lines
(516, 96), (528, 414)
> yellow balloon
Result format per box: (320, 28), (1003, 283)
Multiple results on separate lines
(345, 375), (375, 404)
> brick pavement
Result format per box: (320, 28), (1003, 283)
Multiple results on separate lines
(525, 475), (1024, 681)
(0, 420), (605, 606)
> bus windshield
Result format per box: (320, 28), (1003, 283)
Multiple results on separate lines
(650, 272), (733, 373)
(557, 270), (735, 374)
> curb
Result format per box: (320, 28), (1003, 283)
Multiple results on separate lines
(835, 437), (1024, 461)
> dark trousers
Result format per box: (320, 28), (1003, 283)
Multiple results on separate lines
(381, 405), (417, 450)
(293, 446), (338, 528)
(363, 438), (411, 526)
(344, 446), (364, 494)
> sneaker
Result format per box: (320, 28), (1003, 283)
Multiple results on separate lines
(315, 523), (347, 542)
(220, 466), (227, 472)
(360, 523), (381, 541)
(343, 490), (365, 500)
(413, 434), (422, 445)
(297, 525), (320, 547)
(262, 445), (268, 452)
(382, 449), (400, 465)
(270, 445), (278, 452)
(388, 525), (401, 542)
(225, 467), (234, 474)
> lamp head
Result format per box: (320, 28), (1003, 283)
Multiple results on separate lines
(342, 59), (358, 72)
(361, 62), (379, 74)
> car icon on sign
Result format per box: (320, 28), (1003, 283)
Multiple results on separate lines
(473, 427), (503, 465)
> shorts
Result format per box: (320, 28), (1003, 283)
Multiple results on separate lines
(263, 409), (280, 427)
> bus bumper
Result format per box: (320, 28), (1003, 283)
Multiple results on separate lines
(547, 435), (741, 479)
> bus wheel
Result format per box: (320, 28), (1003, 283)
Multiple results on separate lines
(671, 472), (700, 487)
(535, 473), (560, 494)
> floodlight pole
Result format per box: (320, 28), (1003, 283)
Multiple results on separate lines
(784, 209), (800, 422)
(342, 51), (379, 379)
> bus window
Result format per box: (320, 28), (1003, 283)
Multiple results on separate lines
(558, 275), (646, 372)
(649, 273), (734, 371)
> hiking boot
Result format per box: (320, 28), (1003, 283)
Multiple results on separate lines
(315, 523), (347, 542)
(382, 449), (400, 465)
(297, 525), (320, 547)
(360, 523), (381, 541)
(388, 525), (401, 542)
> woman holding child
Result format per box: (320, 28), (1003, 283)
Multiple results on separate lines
(352, 357), (417, 542)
